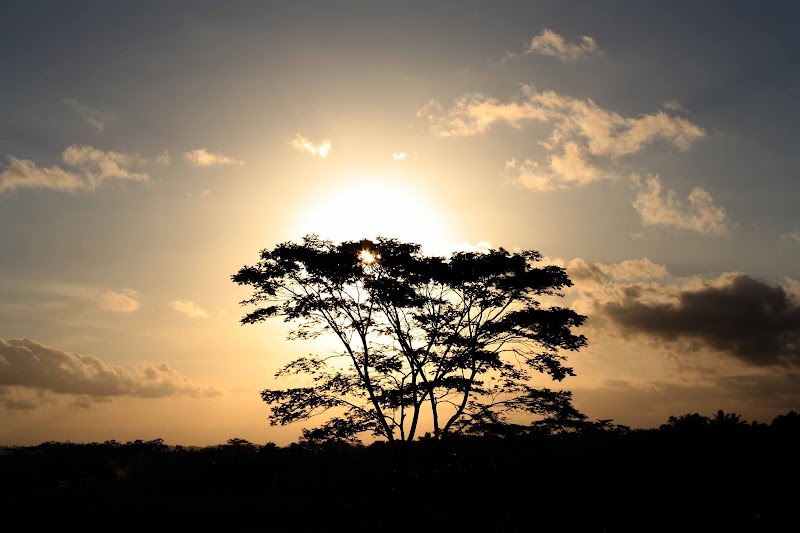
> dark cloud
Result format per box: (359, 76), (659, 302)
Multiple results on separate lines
(601, 274), (800, 367)
(0, 338), (220, 403)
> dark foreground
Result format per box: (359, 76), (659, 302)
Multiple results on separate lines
(2, 423), (799, 532)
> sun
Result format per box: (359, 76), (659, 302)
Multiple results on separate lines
(293, 177), (455, 254)
(358, 249), (380, 264)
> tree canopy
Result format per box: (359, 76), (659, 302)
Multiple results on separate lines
(232, 235), (588, 444)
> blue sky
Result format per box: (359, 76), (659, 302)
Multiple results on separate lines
(1, 0), (799, 445)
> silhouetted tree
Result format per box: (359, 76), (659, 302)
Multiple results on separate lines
(708, 409), (748, 432)
(660, 412), (710, 433)
(232, 235), (587, 444)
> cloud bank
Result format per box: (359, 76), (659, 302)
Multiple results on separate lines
(0, 338), (219, 410)
(568, 259), (800, 368)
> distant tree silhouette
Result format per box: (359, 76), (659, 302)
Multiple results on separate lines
(660, 412), (710, 434)
(708, 409), (748, 432)
(232, 235), (587, 445)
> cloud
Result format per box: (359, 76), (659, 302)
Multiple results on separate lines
(184, 148), (243, 167)
(567, 261), (800, 368)
(168, 300), (209, 318)
(417, 93), (549, 137)
(0, 145), (158, 194)
(452, 241), (493, 254)
(98, 289), (141, 312)
(420, 85), (705, 191)
(632, 175), (731, 236)
(785, 278), (800, 305)
(506, 142), (608, 191)
(521, 28), (603, 61)
(780, 229), (800, 244)
(290, 133), (331, 158)
(0, 338), (220, 406)
(63, 98), (109, 131)
(568, 257), (671, 286)
(62, 144), (149, 187)
(662, 100), (686, 113)
(0, 157), (83, 193)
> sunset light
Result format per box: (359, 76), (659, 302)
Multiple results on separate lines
(293, 178), (455, 255)
(358, 249), (379, 264)
(1, 2), (799, 456)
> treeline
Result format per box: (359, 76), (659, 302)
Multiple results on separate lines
(2, 410), (799, 532)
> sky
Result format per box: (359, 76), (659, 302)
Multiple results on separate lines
(1, 0), (799, 446)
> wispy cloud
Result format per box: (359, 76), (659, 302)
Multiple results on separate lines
(506, 28), (603, 62)
(418, 85), (705, 190)
(0, 145), (160, 194)
(417, 93), (549, 137)
(0, 279), (144, 316)
(0, 157), (83, 193)
(506, 142), (608, 191)
(168, 300), (209, 318)
(62, 145), (149, 187)
(780, 229), (800, 244)
(0, 338), (220, 408)
(421, 86), (704, 192)
(662, 100), (686, 113)
(98, 289), (140, 313)
(184, 148), (243, 167)
(452, 241), (493, 254)
(63, 98), (109, 131)
(290, 133), (332, 158)
(632, 175), (731, 236)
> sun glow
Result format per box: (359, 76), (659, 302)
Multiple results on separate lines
(294, 177), (455, 254)
(359, 249), (379, 264)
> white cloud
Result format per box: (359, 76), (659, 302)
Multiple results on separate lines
(168, 300), (209, 318)
(632, 175), (731, 236)
(662, 100), (686, 113)
(780, 229), (800, 244)
(62, 144), (149, 187)
(290, 133), (332, 158)
(98, 289), (140, 313)
(392, 152), (407, 160)
(0, 156), (83, 193)
(452, 241), (493, 254)
(420, 85), (705, 191)
(785, 277), (800, 305)
(417, 93), (549, 137)
(568, 257), (671, 287)
(0, 145), (160, 194)
(507, 142), (609, 191)
(63, 98), (108, 131)
(0, 338), (220, 404)
(184, 148), (243, 167)
(522, 28), (602, 61)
